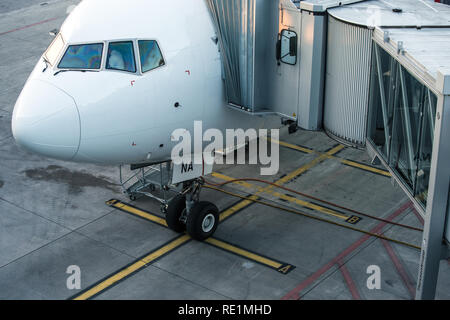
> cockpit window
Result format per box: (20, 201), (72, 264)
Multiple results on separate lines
(58, 43), (103, 69)
(45, 34), (65, 66)
(138, 40), (165, 73)
(106, 41), (136, 73)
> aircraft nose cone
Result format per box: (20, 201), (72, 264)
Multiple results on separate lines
(12, 80), (80, 160)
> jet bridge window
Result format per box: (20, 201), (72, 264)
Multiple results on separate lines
(106, 41), (136, 73)
(367, 44), (438, 208)
(138, 40), (165, 73)
(58, 43), (103, 69)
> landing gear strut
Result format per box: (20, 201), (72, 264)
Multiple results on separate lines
(165, 178), (219, 240)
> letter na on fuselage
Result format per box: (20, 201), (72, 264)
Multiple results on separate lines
(12, 0), (270, 166)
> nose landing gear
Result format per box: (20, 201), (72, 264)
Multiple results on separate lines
(165, 178), (219, 240)
(120, 163), (219, 241)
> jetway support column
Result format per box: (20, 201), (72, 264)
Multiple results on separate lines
(416, 73), (450, 300)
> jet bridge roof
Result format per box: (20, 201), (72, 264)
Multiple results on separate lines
(373, 27), (450, 94)
(296, 0), (364, 12)
(298, 0), (450, 18)
(327, 0), (450, 27)
(300, 0), (450, 94)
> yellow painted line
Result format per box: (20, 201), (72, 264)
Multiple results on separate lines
(275, 145), (345, 186)
(219, 197), (256, 222)
(271, 191), (348, 220)
(205, 238), (281, 269)
(140, 235), (190, 263)
(212, 172), (348, 220)
(216, 144), (345, 222)
(205, 238), (295, 274)
(269, 138), (314, 154)
(269, 137), (391, 177)
(72, 235), (190, 300)
(212, 172), (257, 190)
(110, 201), (168, 227)
(340, 159), (391, 177)
(213, 173), (263, 221)
(105, 199), (296, 275)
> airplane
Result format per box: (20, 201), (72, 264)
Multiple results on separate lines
(11, 0), (285, 241)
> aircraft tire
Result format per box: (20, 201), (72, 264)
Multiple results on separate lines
(186, 201), (219, 241)
(166, 194), (187, 233)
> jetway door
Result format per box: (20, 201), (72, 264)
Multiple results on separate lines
(205, 0), (258, 110)
(268, 0), (301, 119)
(205, 0), (301, 118)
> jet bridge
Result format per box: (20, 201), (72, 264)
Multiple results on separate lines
(205, 0), (301, 119)
(206, 0), (450, 300)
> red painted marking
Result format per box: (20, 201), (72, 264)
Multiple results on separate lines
(381, 239), (416, 299)
(337, 261), (361, 300)
(411, 207), (424, 226)
(282, 201), (412, 300)
(0, 17), (60, 37)
(185, 70), (191, 76)
(132, 142), (136, 147)
(131, 80), (135, 86)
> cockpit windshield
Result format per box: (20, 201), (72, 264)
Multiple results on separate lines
(53, 39), (165, 74)
(58, 43), (103, 69)
(138, 40), (165, 73)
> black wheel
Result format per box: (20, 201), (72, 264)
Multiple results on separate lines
(186, 201), (219, 241)
(129, 194), (137, 201)
(165, 194), (186, 233)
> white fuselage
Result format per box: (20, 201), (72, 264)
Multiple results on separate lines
(12, 0), (275, 165)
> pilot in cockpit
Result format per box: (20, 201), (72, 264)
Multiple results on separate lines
(107, 50), (125, 70)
